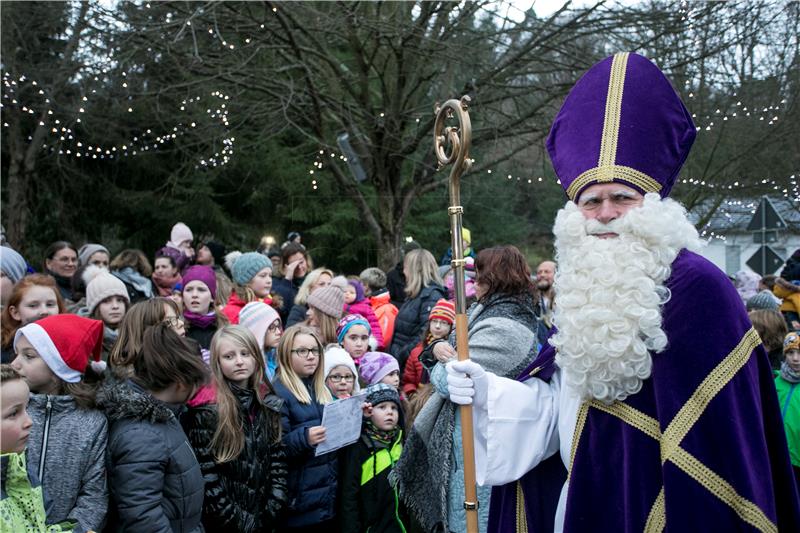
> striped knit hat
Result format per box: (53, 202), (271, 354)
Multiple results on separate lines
(429, 299), (455, 325)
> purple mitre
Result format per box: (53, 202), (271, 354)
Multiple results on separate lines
(546, 52), (696, 201)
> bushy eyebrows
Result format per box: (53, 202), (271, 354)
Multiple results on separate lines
(580, 189), (638, 203)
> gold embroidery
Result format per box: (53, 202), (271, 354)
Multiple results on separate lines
(515, 481), (528, 533)
(567, 402), (590, 481)
(598, 52), (629, 167)
(661, 328), (761, 463)
(644, 487), (666, 533)
(589, 400), (661, 439)
(566, 164), (662, 200)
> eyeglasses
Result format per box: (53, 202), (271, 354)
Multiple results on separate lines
(328, 374), (355, 383)
(163, 316), (184, 328)
(291, 347), (320, 358)
(268, 323), (282, 333)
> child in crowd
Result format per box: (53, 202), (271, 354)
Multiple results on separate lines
(402, 299), (455, 397)
(286, 267), (334, 327)
(98, 323), (208, 532)
(360, 267), (398, 349)
(1, 274), (65, 364)
(337, 383), (407, 533)
(170, 283), (184, 311)
(182, 265), (228, 350)
(109, 297), (185, 378)
(343, 280), (384, 349)
(337, 314), (372, 366)
(86, 269), (131, 361)
(0, 364), (73, 532)
(360, 352), (401, 391)
(12, 314), (109, 532)
(224, 252), (275, 324)
(272, 325), (337, 531)
(239, 301), (283, 381)
(306, 283), (345, 345)
(323, 346), (360, 399)
(750, 309), (789, 370)
(152, 248), (184, 297)
(777, 331), (800, 485)
(186, 325), (288, 532)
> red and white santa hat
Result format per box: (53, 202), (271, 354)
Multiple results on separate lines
(14, 314), (106, 382)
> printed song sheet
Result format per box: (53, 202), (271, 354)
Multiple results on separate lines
(315, 392), (366, 456)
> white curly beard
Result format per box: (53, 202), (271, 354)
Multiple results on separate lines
(550, 193), (702, 404)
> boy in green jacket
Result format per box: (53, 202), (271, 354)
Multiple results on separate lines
(776, 331), (800, 485)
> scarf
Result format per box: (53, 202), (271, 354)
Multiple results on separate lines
(364, 418), (399, 447)
(114, 267), (154, 299)
(183, 310), (216, 329)
(781, 361), (800, 383)
(152, 270), (182, 297)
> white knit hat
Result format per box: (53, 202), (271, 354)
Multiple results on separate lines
(239, 301), (281, 348)
(323, 345), (361, 393)
(169, 222), (194, 246)
(86, 271), (130, 314)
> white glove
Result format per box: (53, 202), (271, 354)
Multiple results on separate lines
(446, 359), (488, 409)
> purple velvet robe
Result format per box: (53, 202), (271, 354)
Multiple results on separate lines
(490, 250), (800, 532)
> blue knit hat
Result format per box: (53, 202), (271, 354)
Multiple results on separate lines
(336, 314), (370, 344)
(231, 252), (271, 285)
(0, 246), (27, 283)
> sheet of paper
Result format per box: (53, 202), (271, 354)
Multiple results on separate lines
(315, 392), (366, 456)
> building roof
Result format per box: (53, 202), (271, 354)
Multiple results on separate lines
(690, 196), (800, 235)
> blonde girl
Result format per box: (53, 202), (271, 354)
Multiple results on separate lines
(305, 282), (345, 345)
(286, 267), (334, 327)
(186, 325), (288, 532)
(272, 326), (337, 531)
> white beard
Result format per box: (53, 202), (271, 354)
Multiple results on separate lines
(550, 193), (702, 403)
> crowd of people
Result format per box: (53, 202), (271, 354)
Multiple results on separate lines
(3, 50), (800, 533)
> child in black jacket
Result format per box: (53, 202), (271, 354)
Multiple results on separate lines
(337, 383), (407, 533)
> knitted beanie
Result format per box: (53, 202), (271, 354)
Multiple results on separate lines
(359, 351), (400, 385)
(231, 252), (271, 286)
(0, 246), (27, 283)
(203, 241), (226, 266)
(330, 275), (349, 292)
(347, 279), (366, 302)
(746, 290), (779, 312)
(364, 382), (402, 410)
(182, 265), (218, 299)
(239, 301), (281, 348)
(170, 222), (194, 246)
(336, 314), (371, 344)
(429, 299), (456, 325)
(14, 315), (105, 382)
(307, 285), (345, 320)
(323, 346), (361, 393)
(86, 270), (130, 314)
(77, 243), (109, 266)
(785, 332), (800, 354)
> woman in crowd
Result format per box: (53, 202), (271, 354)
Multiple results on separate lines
(109, 249), (155, 303)
(394, 245), (540, 533)
(272, 243), (310, 322)
(152, 247), (184, 297)
(43, 241), (79, 303)
(286, 267), (334, 327)
(1, 274), (65, 364)
(389, 248), (446, 372)
(78, 243), (110, 269)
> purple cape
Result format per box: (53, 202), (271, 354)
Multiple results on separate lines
(490, 250), (800, 532)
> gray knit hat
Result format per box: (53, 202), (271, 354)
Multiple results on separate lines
(78, 243), (110, 266)
(307, 284), (345, 320)
(746, 290), (780, 312)
(231, 252), (271, 286)
(86, 271), (130, 314)
(0, 246), (27, 283)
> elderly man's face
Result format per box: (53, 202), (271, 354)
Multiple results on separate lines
(536, 261), (556, 289)
(576, 183), (644, 238)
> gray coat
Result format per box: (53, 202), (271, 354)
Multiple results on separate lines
(26, 394), (108, 532)
(97, 379), (204, 533)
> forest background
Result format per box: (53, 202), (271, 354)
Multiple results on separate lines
(1, 0), (798, 272)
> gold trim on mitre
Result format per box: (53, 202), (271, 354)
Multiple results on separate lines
(565, 52), (663, 201)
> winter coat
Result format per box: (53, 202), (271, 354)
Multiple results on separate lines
(286, 303), (308, 328)
(369, 291), (399, 348)
(185, 384), (288, 532)
(272, 276), (304, 323)
(402, 342), (426, 396)
(781, 250), (800, 282)
(26, 394), (108, 532)
(185, 323), (217, 351)
(272, 378), (337, 528)
(222, 292), (248, 324)
(97, 379), (204, 533)
(345, 300), (385, 349)
(111, 267), (155, 303)
(389, 283), (446, 371)
(46, 270), (75, 303)
(776, 373), (800, 468)
(775, 278), (800, 315)
(337, 432), (407, 533)
(0, 453), (74, 532)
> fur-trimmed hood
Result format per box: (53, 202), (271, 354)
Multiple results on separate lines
(776, 277), (800, 294)
(95, 378), (179, 424)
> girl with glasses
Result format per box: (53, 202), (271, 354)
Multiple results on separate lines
(323, 346), (360, 400)
(272, 326), (337, 532)
(240, 301), (284, 381)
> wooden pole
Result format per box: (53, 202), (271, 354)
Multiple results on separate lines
(433, 95), (479, 533)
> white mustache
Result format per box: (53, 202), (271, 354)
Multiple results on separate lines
(584, 218), (624, 235)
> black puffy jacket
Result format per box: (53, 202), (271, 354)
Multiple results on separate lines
(389, 283), (447, 371)
(97, 379), (204, 533)
(185, 384), (288, 532)
(272, 378), (337, 528)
